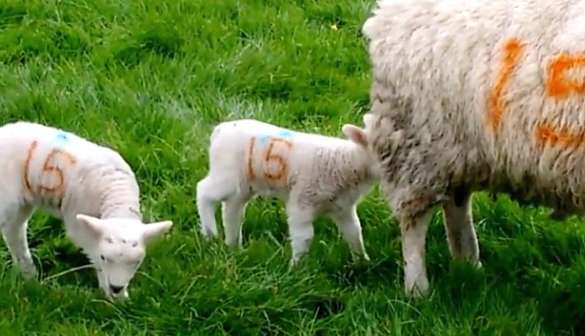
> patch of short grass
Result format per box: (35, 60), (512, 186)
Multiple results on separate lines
(0, 0), (583, 334)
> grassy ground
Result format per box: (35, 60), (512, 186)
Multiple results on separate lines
(1, 0), (584, 334)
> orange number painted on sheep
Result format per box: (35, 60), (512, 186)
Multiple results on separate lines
(547, 53), (585, 98)
(264, 138), (292, 182)
(246, 137), (293, 184)
(487, 38), (525, 133)
(486, 37), (585, 149)
(24, 141), (78, 196)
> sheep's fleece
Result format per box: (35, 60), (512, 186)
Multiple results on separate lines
(362, 0), (585, 295)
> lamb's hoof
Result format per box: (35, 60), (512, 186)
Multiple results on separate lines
(200, 229), (217, 241)
(406, 286), (429, 299)
(22, 266), (38, 281)
(405, 280), (430, 299)
(351, 253), (370, 264)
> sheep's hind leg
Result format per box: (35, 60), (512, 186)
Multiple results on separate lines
(442, 188), (480, 266)
(331, 207), (370, 261)
(196, 175), (237, 240)
(0, 205), (36, 279)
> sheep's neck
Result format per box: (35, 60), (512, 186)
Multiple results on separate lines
(99, 169), (142, 220)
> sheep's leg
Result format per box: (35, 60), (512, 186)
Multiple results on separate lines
(442, 189), (480, 265)
(287, 203), (316, 266)
(331, 207), (369, 261)
(400, 209), (433, 298)
(196, 175), (235, 239)
(1, 205), (36, 279)
(96, 267), (107, 294)
(222, 196), (248, 247)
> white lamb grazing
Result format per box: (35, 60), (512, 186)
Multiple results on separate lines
(196, 118), (377, 264)
(0, 121), (173, 300)
(362, 0), (585, 296)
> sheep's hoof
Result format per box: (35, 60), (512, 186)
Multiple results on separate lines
(21, 265), (39, 281)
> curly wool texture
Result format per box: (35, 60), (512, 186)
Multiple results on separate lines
(363, 0), (585, 217)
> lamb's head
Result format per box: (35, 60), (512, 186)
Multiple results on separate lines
(76, 214), (173, 300)
(341, 113), (381, 177)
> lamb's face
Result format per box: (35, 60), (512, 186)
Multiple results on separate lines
(76, 215), (173, 300)
(95, 221), (145, 299)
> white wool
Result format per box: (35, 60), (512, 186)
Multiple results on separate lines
(197, 119), (377, 264)
(362, 0), (585, 296)
(0, 121), (172, 300)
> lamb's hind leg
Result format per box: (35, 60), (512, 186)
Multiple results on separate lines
(331, 206), (370, 261)
(442, 188), (480, 265)
(1, 205), (36, 279)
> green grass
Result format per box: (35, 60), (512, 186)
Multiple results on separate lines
(0, 0), (584, 334)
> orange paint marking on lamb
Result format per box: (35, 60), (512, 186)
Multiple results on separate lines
(246, 137), (257, 180)
(246, 137), (293, 185)
(487, 38), (525, 132)
(536, 122), (585, 149)
(23, 141), (78, 196)
(263, 138), (292, 183)
(547, 53), (585, 98)
(23, 140), (39, 193)
(40, 148), (77, 194)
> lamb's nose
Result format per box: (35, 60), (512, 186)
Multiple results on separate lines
(110, 285), (124, 294)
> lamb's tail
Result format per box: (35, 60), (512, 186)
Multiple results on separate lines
(209, 123), (224, 143)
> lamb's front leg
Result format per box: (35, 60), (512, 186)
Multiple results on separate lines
(331, 207), (370, 261)
(286, 202), (316, 266)
(400, 209), (433, 298)
(1, 206), (37, 279)
(95, 267), (108, 295)
(222, 196), (249, 247)
(442, 189), (480, 265)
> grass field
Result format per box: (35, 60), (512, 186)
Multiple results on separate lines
(1, 0), (585, 334)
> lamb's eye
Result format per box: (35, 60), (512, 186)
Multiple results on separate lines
(100, 255), (106, 261)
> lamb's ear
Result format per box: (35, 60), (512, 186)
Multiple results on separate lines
(342, 124), (368, 147)
(142, 221), (173, 243)
(76, 214), (104, 239)
(363, 113), (374, 128)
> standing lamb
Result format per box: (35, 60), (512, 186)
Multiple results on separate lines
(196, 118), (377, 264)
(362, 0), (585, 296)
(0, 121), (173, 300)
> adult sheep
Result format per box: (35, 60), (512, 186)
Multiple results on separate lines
(361, 0), (585, 297)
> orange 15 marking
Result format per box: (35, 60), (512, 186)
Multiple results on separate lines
(488, 38), (585, 149)
(487, 38), (525, 132)
(246, 137), (293, 184)
(24, 140), (78, 196)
